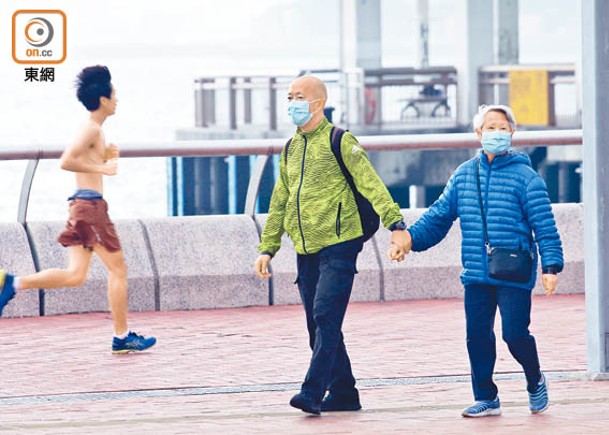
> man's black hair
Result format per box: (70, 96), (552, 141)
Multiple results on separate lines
(76, 65), (112, 111)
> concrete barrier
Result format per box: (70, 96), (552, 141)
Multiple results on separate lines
(254, 214), (383, 305)
(142, 215), (268, 310)
(4, 203), (584, 317)
(378, 208), (464, 300)
(26, 220), (156, 316)
(0, 223), (39, 318)
(378, 203), (584, 300)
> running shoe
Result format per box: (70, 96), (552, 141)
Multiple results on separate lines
(112, 331), (156, 354)
(0, 270), (16, 316)
(462, 396), (501, 417)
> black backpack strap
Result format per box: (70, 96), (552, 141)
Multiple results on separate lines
(330, 127), (356, 192)
(283, 137), (293, 165)
(330, 126), (379, 242)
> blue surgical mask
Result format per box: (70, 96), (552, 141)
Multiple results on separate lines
(481, 131), (512, 155)
(287, 99), (318, 126)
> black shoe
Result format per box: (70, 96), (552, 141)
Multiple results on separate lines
(290, 393), (321, 415)
(321, 392), (362, 412)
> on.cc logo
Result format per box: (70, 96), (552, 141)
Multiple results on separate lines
(25, 17), (55, 47)
(12, 10), (66, 65)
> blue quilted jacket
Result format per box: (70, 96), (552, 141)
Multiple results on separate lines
(408, 150), (564, 290)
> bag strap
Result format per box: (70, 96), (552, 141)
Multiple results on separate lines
(329, 127), (355, 194)
(475, 158), (491, 254)
(285, 128), (352, 193)
(476, 157), (535, 252)
(283, 137), (293, 165)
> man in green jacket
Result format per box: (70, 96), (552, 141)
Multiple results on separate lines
(255, 75), (409, 415)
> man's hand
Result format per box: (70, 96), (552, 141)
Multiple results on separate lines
(387, 230), (412, 262)
(387, 243), (404, 262)
(101, 160), (118, 176)
(541, 274), (558, 296)
(255, 254), (272, 279)
(104, 143), (120, 161)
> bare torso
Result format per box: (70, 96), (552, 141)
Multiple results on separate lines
(75, 123), (105, 193)
(60, 119), (118, 195)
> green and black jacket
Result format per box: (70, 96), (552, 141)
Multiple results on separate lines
(259, 118), (403, 256)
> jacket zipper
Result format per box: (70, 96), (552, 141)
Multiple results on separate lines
(484, 162), (491, 227)
(296, 135), (308, 254)
(336, 202), (342, 238)
(484, 161), (492, 273)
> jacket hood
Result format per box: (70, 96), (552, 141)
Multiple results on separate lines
(477, 149), (532, 170)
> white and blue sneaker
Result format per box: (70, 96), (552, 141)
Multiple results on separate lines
(528, 373), (549, 414)
(462, 396), (501, 417)
(112, 331), (156, 354)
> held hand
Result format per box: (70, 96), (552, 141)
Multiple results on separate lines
(255, 254), (272, 279)
(104, 143), (120, 161)
(101, 160), (118, 176)
(393, 229), (412, 251)
(387, 230), (412, 263)
(387, 243), (405, 262)
(542, 274), (558, 296)
(389, 229), (412, 257)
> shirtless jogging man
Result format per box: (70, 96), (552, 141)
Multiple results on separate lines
(0, 65), (156, 354)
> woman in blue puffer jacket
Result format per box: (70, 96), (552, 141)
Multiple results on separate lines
(394, 105), (563, 418)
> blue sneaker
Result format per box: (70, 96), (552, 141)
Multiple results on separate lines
(0, 270), (16, 316)
(462, 396), (501, 417)
(112, 331), (156, 354)
(529, 373), (549, 414)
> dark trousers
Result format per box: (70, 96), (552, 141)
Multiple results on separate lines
(464, 284), (542, 401)
(296, 237), (364, 403)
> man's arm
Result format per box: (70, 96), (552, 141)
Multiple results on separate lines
(60, 124), (116, 175)
(339, 133), (404, 228)
(339, 132), (410, 259)
(257, 150), (290, 257)
(255, 150), (290, 279)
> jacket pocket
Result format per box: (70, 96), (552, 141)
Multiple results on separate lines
(335, 202), (342, 238)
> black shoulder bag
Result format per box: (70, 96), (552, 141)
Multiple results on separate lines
(476, 158), (534, 283)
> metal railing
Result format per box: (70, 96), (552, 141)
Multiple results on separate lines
(363, 66), (458, 126)
(0, 129), (583, 225)
(194, 70), (350, 131)
(193, 65), (581, 133)
(193, 66), (459, 132)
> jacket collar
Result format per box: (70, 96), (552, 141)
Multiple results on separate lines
(297, 117), (329, 138)
(477, 149), (532, 170)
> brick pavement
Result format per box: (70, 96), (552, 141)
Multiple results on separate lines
(1, 294), (608, 434)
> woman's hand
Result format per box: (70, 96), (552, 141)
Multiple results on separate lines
(541, 274), (558, 296)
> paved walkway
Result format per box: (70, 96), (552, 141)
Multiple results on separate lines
(0, 294), (607, 434)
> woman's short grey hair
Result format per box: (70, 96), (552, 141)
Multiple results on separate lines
(472, 104), (517, 131)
